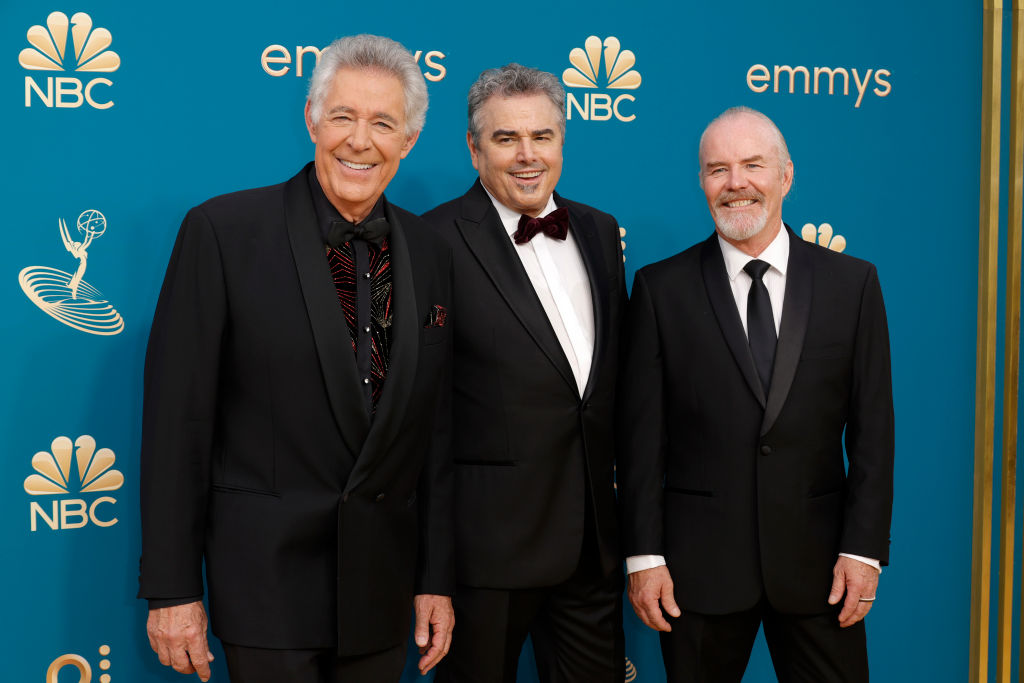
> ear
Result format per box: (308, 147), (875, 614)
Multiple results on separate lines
(304, 100), (317, 144)
(467, 130), (480, 171)
(399, 129), (421, 159)
(781, 160), (794, 197)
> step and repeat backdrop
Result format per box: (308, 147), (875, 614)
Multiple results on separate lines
(2, 1), (980, 681)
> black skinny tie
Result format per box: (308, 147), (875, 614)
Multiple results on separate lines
(744, 259), (776, 393)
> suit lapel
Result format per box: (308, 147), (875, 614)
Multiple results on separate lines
(761, 226), (812, 435)
(456, 182), (576, 392)
(700, 234), (766, 407)
(284, 167), (368, 459)
(344, 201), (419, 493)
(557, 193), (605, 399)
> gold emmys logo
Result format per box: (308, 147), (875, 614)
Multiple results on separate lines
(25, 435), (123, 531)
(19, 11), (120, 109)
(624, 656), (638, 682)
(562, 36), (641, 122)
(46, 645), (113, 683)
(801, 223), (847, 252)
(746, 63), (891, 108)
(261, 44), (447, 82)
(20, 209), (125, 336)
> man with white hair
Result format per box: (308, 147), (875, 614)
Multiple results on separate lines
(139, 34), (454, 682)
(618, 106), (894, 681)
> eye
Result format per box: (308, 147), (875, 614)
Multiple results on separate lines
(746, 163), (763, 170)
(374, 121), (394, 131)
(708, 167), (726, 176)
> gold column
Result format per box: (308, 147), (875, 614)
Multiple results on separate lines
(971, 1), (1003, 681)
(1001, 2), (1024, 679)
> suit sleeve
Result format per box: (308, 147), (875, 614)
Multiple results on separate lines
(138, 206), (226, 599)
(841, 265), (895, 565)
(414, 250), (455, 596)
(617, 269), (668, 557)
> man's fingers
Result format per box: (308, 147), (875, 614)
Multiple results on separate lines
(413, 605), (430, 648)
(839, 597), (874, 628)
(187, 640), (213, 681)
(827, 567), (846, 606)
(661, 581), (682, 619)
(418, 628), (447, 673)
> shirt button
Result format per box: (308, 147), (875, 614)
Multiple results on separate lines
(363, 272), (371, 279)
(760, 445), (772, 456)
(375, 492), (385, 502)
(362, 378), (370, 385)
(363, 325), (371, 333)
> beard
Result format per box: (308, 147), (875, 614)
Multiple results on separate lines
(712, 191), (769, 241)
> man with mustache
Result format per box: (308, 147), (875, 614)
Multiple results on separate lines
(422, 64), (626, 682)
(618, 106), (894, 681)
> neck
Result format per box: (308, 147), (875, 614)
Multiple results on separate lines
(719, 221), (782, 258)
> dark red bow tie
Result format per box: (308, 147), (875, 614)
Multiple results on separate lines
(513, 207), (569, 245)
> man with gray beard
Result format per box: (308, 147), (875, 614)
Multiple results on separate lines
(617, 107), (894, 682)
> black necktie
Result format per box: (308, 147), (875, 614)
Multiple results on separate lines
(327, 216), (390, 248)
(513, 207), (570, 245)
(744, 259), (776, 393)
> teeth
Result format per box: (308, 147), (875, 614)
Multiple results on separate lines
(726, 199), (755, 207)
(340, 160), (374, 170)
(512, 171), (542, 179)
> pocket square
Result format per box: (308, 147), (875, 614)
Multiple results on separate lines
(424, 304), (448, 328)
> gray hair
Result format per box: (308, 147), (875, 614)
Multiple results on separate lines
(467, 63), (565, 145)
(698, 106), (791, 172)
(307, 34), (428, 135)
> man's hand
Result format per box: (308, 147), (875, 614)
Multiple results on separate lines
(413, 593), (454, 674)
(147, 601), (215, 681)
(628, 565), (681, 632)
(827, 556), (880, 628)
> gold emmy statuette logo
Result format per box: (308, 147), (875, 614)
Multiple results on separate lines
(20, 209), (125, 335)
(562, 36), (640, 122)
(619, 226), (627, 262)
(25, 435), (123, 531)
(801, 223), (847, 252)
(46, 645), (113, 683)
(624, 656), (638, 682)
(19, 12), (120, 109)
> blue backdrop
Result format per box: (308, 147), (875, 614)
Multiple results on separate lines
(2, 1), (980, 681)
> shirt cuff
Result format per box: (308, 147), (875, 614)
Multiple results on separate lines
(625, 554), (667, 574)
(839, 553), (881, 574)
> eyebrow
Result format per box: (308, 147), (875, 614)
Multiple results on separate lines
(326, 105), (399, 124)
(490, 128), (556, 139)
(704, 155), (768, 169)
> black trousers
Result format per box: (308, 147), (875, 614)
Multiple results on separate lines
(435, 535), (624, 683)
(221, 641), (406, 683)
(659, 598), (868, 683)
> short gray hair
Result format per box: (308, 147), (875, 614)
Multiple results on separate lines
(307, 34), (428, 135)
(467, 63), (565, 145)
(699, 106), (791, 171)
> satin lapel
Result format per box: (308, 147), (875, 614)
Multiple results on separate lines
(284, 168), (368, 458)
(456, 182), (576, 392)
(558, 195), (605, 400)
(700, 234), (766, 407)
(761, 227), (812, 435)
(344, 202), (418, 493)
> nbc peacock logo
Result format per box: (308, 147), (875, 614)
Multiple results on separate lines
(45, 645), (114, 683)
(561, 36), (641, 122)
(19, 11), (120, 109)
(19, 209), (125, 336)
(24, 435), (123, 531)
(801, 223), (847, 252)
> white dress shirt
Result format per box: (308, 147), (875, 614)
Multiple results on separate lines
(626, 224), (879, 575)
(484, 188), (595, 395)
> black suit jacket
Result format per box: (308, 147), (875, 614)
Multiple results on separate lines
(422, 181), (625, 588)
(618, 227), (894, 615)
(138, 164), (454, 655)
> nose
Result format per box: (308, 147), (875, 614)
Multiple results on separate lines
(725, 166), (749, 190)
(514, 137), (536, 163)
(347, 120), (372, 152)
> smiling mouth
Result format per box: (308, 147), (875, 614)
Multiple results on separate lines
(340, 159), (375, 170)
(724, 198), (757, 208)
(510, 170), (542, 180)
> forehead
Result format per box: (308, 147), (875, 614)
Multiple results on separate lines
(700, 114), (779, 164)
(323, 67), (406, 112)
(477, 93), (561, 131)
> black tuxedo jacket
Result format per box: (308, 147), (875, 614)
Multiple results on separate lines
(138, 164), (454, 655)
(422, 181), (626, 588)
(618, 227), (894, 615)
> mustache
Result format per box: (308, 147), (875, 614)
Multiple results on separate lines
(717, 190), (764, 204)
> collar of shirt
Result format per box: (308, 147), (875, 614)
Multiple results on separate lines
(307, 164), (387, 243)
(480, 185), (559, 238)
(718, 221), (790, 282)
